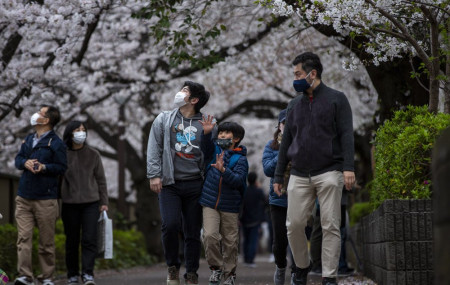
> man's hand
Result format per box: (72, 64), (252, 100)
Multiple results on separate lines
(199, 115), (216, 135)
(25, 159), (38, 174)
(343, 171), (355, 190)
(273, 183), (283, 196)
(150, 177), (162, 193)
(100, 205), (109, 212)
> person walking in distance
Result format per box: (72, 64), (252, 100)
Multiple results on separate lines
(199, 118), (249, 285)
(273, 52), (355, 285)
(61, 121), (109, 285)
(147, 81), (211, 285)
(262, 109), (297, 285)
(14, 105), (67, 285)
(240, 172), (266, 268)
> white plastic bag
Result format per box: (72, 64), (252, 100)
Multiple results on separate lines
(97, 211), (113, 259)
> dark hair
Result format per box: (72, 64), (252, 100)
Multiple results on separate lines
(248, 172), (257, 185)
(41, 105), (61, 127)
(270, 127), (282, 150)
(292, 52), (323, 79)
(183, 81), (210, 112)
(63, 120), (87, 150)
(218, 121), (245, 145)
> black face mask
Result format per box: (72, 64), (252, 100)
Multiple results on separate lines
(216, 138), (233, 149)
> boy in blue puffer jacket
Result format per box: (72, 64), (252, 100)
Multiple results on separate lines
(199, 116), (249, 285)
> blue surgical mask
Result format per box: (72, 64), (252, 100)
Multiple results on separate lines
(216, 138), (233, 149)
(293, 72), (312, 93)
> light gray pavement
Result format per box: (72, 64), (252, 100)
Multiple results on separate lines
(44, 254), (376, 285)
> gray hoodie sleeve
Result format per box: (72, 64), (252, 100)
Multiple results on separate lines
(147, 112), (165, 179)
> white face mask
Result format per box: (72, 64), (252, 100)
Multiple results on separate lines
(73, 131), (87, 144)
(30, 113), (42, 126)
(174, 91), (188, 108)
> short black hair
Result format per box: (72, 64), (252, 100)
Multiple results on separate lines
(292, 52), (323, 79)
(248, 172), (257, 185)
(63, 120), (86, 149)
(41, 105), (61, 127)
(218, 121), (245, 145)
(183, 81), (210, 112)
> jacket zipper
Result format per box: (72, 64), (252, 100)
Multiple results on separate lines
(308, 99), (312, 183)
(214, 176), (223, 210)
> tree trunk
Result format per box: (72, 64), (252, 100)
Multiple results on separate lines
(365, 58), (429, 123)
(428, 18), (440, 113)
(445, 19), (450, 114)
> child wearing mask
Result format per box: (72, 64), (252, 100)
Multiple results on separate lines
(199, 117), (249, 285)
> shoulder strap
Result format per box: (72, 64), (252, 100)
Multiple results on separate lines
(228, 153), (242, 169)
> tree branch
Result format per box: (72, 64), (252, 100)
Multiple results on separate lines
(72, 10), (103, 65)
(365, 0), (432, 70)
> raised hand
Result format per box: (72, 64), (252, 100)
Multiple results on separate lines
(211, 151), (225, 173)
(199, 115), (216, 135)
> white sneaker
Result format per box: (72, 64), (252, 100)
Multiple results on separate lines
(40, 279), (54, 285)
(81, 274), (95, 285)
(14, 276), (35, 285)
(67, 276), (79, 284)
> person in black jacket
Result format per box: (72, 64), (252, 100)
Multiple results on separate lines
(273, 52), (355, 285)
(240, 172), (266, 268)
(14, 105), (67, 285)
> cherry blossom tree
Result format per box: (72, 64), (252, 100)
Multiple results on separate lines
(1, 0), (378, 257)
(263, 0), (450, 113)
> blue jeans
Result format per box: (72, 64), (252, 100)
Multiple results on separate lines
(159, 179), (203, 273)
(242, 225), (260, 264)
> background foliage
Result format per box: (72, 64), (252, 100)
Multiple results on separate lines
(370, 105), (450, 208)
(0, 219), (154, 279)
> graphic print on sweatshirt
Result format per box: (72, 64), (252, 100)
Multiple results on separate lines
(172, 119), (199, 155)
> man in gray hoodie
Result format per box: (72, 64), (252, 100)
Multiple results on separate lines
(147, 81), (210, 285)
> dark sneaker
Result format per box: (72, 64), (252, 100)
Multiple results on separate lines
(81, 274), (95, 285)
(322, 277), (338, 285)
(338, 267), (355, 276)
(40, 279), (55, 285)
(184, 272), (198, 285)
(167, 266), (180, 285)
(14, 276), (35, 285)
(309, 267), (322, 276)
(274, 266), (286, 285)
(291, 264), (311, 285)
(208, 268), (222, 285)
(222, 273), (236, 285)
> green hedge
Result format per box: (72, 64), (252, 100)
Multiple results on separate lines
(349, 202), (373, 226)
(0, 219), (155, 279)
(371, 105), (450, 208)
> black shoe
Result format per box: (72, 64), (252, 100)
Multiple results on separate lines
(291, 264), (311, 285)
(322, 277), (337, 285)
(338, 267), (355, 276)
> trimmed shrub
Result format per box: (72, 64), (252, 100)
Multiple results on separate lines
(371, 105), (450, 208)
(349, 202), (372, 226)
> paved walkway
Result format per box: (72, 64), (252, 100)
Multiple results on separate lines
(43, 255), (376, 285)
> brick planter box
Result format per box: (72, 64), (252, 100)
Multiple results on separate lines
(356, 199), (433, 285)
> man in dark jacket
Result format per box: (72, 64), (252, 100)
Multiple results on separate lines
(240, 172), (266, 268)
(273, 52), (355, 285)
(14, 105), (67, 285)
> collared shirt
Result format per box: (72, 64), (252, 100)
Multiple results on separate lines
(32, 130), (51, 148)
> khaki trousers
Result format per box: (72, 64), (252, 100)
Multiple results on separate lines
(286, 171), (343, 278)
(15, 196), (58, 280)
(202, 207), (239, 277)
